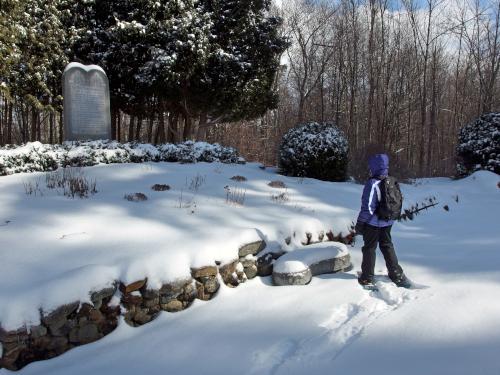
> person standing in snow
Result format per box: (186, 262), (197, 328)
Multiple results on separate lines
(355, 154), (410, 288)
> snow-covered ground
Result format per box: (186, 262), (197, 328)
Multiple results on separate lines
(1, 162), (499, 374)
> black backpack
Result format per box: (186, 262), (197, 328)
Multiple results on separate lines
(376, 176), (403, 220)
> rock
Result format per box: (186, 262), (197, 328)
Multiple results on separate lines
(88, 309), (105, 323)
(203, 277), (220, 294)
(42, 301), (80, 326)
(133, 310), (152, 325)
(69, 323), (100, 344)
(160, 279), (191, 298)
(191, 266), (218, 278)
(219, 261), (239, 286)
(257, 253), (274, 276)
(240, 257), (256, 268)
(29, 325), (47, 339)
(49, 319), (76, 337)
(142, 289), (160, 300)
(44, 336), (69, 351)
(90, 286), (116, 308)
(195, 282), (207, 300)
(161, 300), (183, 312)
(119, 279), (147, 294)
(1, 344), (25, 370)
(121, 293), (143, 307)
(238, 240), (266, 257)
(151, 184), (171, 191)
(0, 328), (29, 343)
(272, 242), (351, 286)
(143, 297), (160, 308)
(273, 268), (312, 286)
(244, 264), (258, 279)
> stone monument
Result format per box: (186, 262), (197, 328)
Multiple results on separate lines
(63, 62), (111, 141)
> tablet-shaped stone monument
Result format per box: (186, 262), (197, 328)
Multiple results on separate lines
(63, 62), (111, 141)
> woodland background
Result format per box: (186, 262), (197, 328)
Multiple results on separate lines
(1, 0), (499, 178)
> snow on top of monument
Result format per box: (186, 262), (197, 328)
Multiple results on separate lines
(273, 242), (349, 274)
(64, 62), (107, 76)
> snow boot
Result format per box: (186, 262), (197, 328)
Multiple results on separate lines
(391, 274), (412, 288)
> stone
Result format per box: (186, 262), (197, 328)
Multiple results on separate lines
(238, 240), (266, 257)
(133, 310), (151, 325)
(63, 62), (111, 141)
(49, 319), (76, 337)
(240, 257), (256, 268)
(90, 286), (116, 308)
(219, 261), (239, 286)
(161, 300), (183, 312)
(144, 297), (160, 308)
(151, 184), (171, 191)
(42, 301), (80, 326)
(29, 325), (47, 339)
(45, 336), (69, 351)
(142, 289), (160, 300)
(88, 309), (105, 323)
(191, 266), (218, 278)
(121, 293), (143, 306)
(244, 264), (258, 279)
(69, 323), (100, 344)
(119, 279), (147, 294)
(0, 328), (29, 343)
(203, 277), (220, 294)
(272, 242), (352, 286)
(195, 281), (207, 300)
(160, 279), (191, 297)
(273, 268), (312, 286)
(257, 253), (275, 276)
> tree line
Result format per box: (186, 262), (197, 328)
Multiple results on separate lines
(1, 0), (499, 177)
(0, 0), (287, 144)
(209, 0), (500, 178)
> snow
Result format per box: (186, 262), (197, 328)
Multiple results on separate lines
(1, 163), (500, 375)
(63, 62), (106, 76)
(273, 242), (348, 273)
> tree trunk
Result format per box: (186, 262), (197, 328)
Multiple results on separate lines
(128, 115), (135, 142)
(135, 115), (142, 141)
(196, 112), (208, 140)
(182, 115), (192, 141)
(49, 112), (55, 144)
(59, 111), (63, 143)
(117, 111), (121, 142)
(147, 113), (153, 143)
(31, 107), (38, 142)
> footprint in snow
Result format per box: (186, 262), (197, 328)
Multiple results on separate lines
(250, 339), (299, 375)
(270, 283), (425, 374)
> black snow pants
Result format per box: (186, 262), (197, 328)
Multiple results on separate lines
(360, 224), (403, 281)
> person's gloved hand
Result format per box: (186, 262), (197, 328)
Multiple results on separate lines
(354, 221), (366, 236)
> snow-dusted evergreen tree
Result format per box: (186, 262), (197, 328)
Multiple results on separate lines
(70, 0), (212, 112)
(12, 0), (68, 104)
(69, 0), (287, 138)
(278, 122), (349, 182)
(190, 0), (288, 122)
(456, 112), (500, 176)
(0, 0), (22, 96)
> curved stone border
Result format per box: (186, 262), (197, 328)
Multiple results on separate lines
(0, 232), (354, 371)
(272, 242), (352, 286)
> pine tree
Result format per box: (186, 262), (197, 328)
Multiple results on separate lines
(191, 0), (288, 123)
(70, 0), (212, 112)
(0, 0), (22, 96)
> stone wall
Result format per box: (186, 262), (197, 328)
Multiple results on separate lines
(0, 239), (266, 371)
(0, 234), (353, 371)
